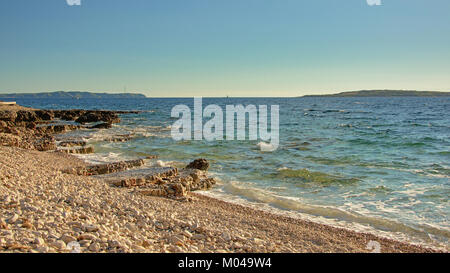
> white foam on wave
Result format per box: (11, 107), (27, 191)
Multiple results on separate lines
(155, 160), (171, 167)
(198, 180), (449, 251)
(151, 160), (185, 168)
(73, 152), (131, 165)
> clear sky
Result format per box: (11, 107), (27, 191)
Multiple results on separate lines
(0, 0), (449, 97)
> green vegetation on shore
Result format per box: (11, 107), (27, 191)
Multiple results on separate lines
(0, 91), (147, 99)
(302, 90), (450, 97)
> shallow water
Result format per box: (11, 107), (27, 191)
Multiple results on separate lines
(11, 96), (450, 249)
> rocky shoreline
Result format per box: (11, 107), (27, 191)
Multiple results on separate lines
(0, 104), (445, 253)
(0, 104), (138, 152)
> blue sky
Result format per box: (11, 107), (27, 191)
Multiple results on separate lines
(0, 0), (449, 97)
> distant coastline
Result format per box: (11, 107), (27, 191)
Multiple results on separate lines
(0, 91), (147, 99)
(302, 90), (450, 98)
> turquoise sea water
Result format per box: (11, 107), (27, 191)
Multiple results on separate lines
(11, 97), (450, 249)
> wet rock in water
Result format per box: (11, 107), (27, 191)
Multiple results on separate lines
(90, 122), (112, 129)
(60, 146), (94, 154)
(59, 140), (87, 147)
(186, 159), (209, 171)
(0, 106), (137, 152)
(34, 110), (54, 121)
(102, 134), (134, 142)
(75, 111), (120, 124)
(52, 109), (83, 121)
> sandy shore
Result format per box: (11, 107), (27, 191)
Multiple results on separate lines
(0, 145), (442, 253)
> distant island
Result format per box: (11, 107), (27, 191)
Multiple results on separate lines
(0, 91), (147, 99)
(302, 90), (450, 97)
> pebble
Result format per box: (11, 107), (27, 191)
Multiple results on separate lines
(82, 224), (99, 233)
(78, 233), (97, 241)
(0, 219), (8, 229)
(169, 235), (184, 246)
(60, 234), (77, 244)
(51, 240), (66, 250)
(88, 242), (100, 252)
(36, 245), (49, 253)
(221, 232), (232, 241)
(7, 214), (19, 224)
(182, 230), (193, 238)
(34, 237), (45, 245)
(192, 234), (206, 240)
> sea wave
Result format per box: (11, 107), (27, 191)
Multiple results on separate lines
(203, 181), (450, 250)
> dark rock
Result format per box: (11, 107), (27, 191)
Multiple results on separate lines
(0, 110), (17, 122)
(33, 135), (56, 151)
(90, 122), (112, 129)
(34, 110), (54, 121)
(0, 107), (138, 152)
(26, 122), (36, 130)
(15, 110), (38, 123)
(52, 109), (85, 121)
(186, 159), (209, 171)
(75, 111), (120, 124)
(59, 140), (87, 147)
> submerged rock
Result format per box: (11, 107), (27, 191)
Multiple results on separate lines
(186, 159), (209, 171)
(34, 110), (54, 121)
(75, 111), (120, 124)
(59, 140), (87, 147)
(90, 122), (112, 129)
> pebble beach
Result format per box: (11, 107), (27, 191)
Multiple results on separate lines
(0, 145), (442, 253)
(0, 104), (444, 253)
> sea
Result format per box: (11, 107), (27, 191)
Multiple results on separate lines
(8, 96), (449, 250)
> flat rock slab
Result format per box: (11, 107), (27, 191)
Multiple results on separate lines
(63, 159), (146, 176)
(59, 146), (94, 154)
(94, 166), (176, 183)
